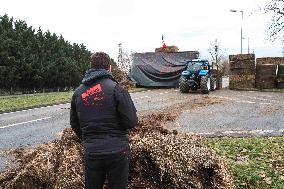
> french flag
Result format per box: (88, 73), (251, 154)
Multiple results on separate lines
(162, 34), (167, 48)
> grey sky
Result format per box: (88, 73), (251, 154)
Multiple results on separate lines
(0, 0), (282, 60)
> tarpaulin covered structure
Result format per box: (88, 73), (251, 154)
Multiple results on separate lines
(130, 51), (199, 87)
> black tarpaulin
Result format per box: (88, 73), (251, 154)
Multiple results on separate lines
(130, 51), (199, 87)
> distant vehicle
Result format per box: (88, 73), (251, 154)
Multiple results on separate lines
(178, 59), (217, 94)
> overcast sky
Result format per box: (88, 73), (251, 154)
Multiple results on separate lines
(0, 0), (283, 60)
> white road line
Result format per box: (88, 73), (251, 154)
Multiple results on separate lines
(260, 102), (272, 105)
(235, 100), (256, 104)
(279, 129), (284, 133)
(134, 96), (150, 100)
(1, 103), (70, 115)
(0, 117), (52, 129)
(213, 96), (258, 104)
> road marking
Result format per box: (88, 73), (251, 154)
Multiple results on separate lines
(213, 95), (258, 104)
(260, 102), (272, 105)
(235, 94), (279, 103)
(235, 100), (256, 104)
(134, 96), (150, 100)
(212, 96), (238, 101)
(0, 117), (52, 129)
(1, 103), (70, 115)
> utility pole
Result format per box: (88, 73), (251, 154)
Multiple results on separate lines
(215, 44), (218, 70)
(241, 10), (243, 54)
(230, 9), (244, 54)
(248, 37), (250, 54)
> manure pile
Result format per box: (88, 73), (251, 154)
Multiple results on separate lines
(0, 97), (234, 189)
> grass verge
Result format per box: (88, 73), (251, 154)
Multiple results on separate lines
(204, 137), (284, 189)
(0, 88), (147, 113)
(0, 91), (73, 113)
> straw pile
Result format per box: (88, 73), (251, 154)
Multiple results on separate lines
(0, 97), (234, 189)
(229, 54), (255, 62)
(229, 75), (256, 89)
(229, 54), (256, 90)
(155, 46), (179, 53)
(255, 64), (277, 89)
(130, 110), (234, 189)
(110, 62), (135, 90)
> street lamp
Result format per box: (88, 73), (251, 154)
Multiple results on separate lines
(230, 9), (244, 54)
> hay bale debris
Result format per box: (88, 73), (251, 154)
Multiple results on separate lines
(155, 46), (179, 53)
(0, 98), (234, 189)
(229, 54), (255, 62)
(229, 75), (256, 90)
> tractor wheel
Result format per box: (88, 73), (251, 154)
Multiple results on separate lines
(179, 76), (190, 93)
(200, 76), (210, 94)
(210, 76), (217, 91)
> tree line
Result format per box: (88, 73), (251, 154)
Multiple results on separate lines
(0, 14), (92, 94)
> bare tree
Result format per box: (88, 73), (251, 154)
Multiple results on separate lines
(117, 44), (134, 74)
(264, 0), (284, 40)
(208, 39), (229, 75)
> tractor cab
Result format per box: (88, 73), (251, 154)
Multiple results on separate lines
(179, 59), (216, 94)
(186, 59), (210, 71)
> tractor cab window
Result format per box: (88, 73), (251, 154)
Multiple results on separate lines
(187, 62), (203, 72)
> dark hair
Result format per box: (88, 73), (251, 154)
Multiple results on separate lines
(90, 52), (111, 69)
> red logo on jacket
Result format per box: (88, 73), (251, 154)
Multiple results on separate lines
(81, 84), (104, 106)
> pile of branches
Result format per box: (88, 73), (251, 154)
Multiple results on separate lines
(111, 62), (135, 90)
(0, 100), (234, 189)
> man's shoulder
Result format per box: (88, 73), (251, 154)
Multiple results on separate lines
(75, 84), (85, 91)
(72, 84), (84, 96)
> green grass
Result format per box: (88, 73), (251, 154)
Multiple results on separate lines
(204, 137), (284, 189)
(0, 91), (73, 112)
(0, 87), (146, 113)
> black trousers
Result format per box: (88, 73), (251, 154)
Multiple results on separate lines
(83, 150), (129, 189)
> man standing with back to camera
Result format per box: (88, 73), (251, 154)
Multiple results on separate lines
(70, 52), (138, 189)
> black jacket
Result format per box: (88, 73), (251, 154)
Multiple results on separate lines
(70, 69), (138, 155)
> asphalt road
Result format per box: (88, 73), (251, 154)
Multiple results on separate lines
(0, 86), (284, 170)
(174, 90), (284, 137)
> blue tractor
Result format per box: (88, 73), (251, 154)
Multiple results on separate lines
(178, 59), (216, 94)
